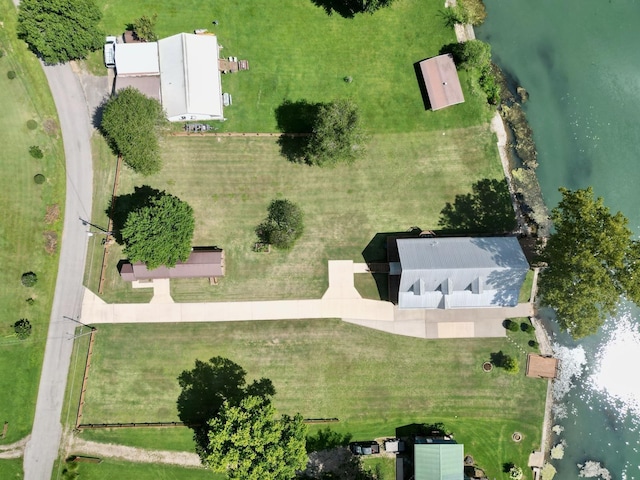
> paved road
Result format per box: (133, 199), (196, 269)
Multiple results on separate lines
(23, 64), (94, 480)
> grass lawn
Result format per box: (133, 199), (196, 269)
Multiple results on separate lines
(60, 459), (221, 480)
(89, 127), (503, 302)
(0, 0), (65, 444)
(95, 0), (492, 133)
(0, 458), (23, 479)
(78, 320), (545, 479)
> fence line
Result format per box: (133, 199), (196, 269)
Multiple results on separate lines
(97, 154), (122, 295)
(75, 328), (97, 429)
(171, 132), (311, 137)
(76, 418), (339, 430)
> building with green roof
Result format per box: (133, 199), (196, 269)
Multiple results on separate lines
(414, 443), (464, 480)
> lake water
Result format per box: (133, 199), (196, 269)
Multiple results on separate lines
(477, 0), (640, 478)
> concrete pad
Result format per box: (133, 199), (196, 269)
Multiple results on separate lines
(436, 322), (474, 338)
(149, 279), (174, 304)
(322, 260), (361, 300)
(131, 280), (154, 289)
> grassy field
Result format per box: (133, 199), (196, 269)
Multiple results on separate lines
(77, 319), (545, 478)
(0, 0), (65, 444)
(89, 128), (503, 302)
(60, 459), (221, 480)
(93, 0), (492, 133)
(0, 458), (23, 479)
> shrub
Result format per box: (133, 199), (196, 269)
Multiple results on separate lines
(26, 297), (35, 305)
(478, 66), (500, 105)
(34, 174), (46, 184)
(521, 322), (535, 333)
(14, 319), (32, 339)
(29, 145), (43, 159)
(21, 271), (37, 287)
(509, 465), (523, 480)
(503, 356), (519, 374)
(505, 319), (519, 332)
(7, 70), (16, 79)
(528, 340), (539, 349)
(26, 119), (38, 130)
(256, 199), (304, 250)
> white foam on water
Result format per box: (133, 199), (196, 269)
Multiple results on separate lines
(552, 343), (587, 401)
(589, 312), (640, 419)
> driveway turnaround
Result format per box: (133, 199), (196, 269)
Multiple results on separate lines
(23, 64), (94, 480)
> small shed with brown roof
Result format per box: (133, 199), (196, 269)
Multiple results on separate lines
(119, 247), (225, 282)
(417, 54), (465, 111)
(526, 353), (559, 379)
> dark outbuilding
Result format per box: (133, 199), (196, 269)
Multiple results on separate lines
(120, 247), (225, 282)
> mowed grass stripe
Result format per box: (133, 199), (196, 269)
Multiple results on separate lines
(80, 320), (544, 476)
(94, 128), (502, 302)
(83, 321), (543, 425)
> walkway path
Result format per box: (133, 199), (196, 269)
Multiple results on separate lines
(83, 260), (532, 340)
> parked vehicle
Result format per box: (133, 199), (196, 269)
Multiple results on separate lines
(104, 36), (116, 68)
(349, 441), (380, 455)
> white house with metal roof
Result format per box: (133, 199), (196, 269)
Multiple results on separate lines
(391, 237), (529, 309)
(158, 33), (224, 121)
(112, 33), (224, 122)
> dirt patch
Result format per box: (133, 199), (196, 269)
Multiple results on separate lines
(43, 118), (60, 137)
(0, 435), (30, 459)
(68, 437), (202, 467)
(43, 231), (58, 254)
(45, 204), (60, 224)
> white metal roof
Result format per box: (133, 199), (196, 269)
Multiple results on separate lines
(397, 237), (529, 309)
(115, 42), (159, 76)
(158, 33), (224, 121)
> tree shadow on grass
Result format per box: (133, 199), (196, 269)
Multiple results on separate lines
(306, 427), (353, 453)
(177, 356), (275, 458)
(490, 350), (508, 368)
(309, 0), (363, 18)
(438, 178), (517, 234)
(106, 185), (163, 244)
(275, 99), (321, 164)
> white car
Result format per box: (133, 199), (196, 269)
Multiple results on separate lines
(104, 36), (116, 68)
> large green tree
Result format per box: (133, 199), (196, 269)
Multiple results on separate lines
(121, 191), (195, 269)
(443, 39), (491, 71)
(100, 87), (168, 175)
(205, 395), (307, 480)
(256, 199), (304, 250)
(539, 187), (640, 338)
(17, 0), (104, 64)
(304, 99), (366, 167)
